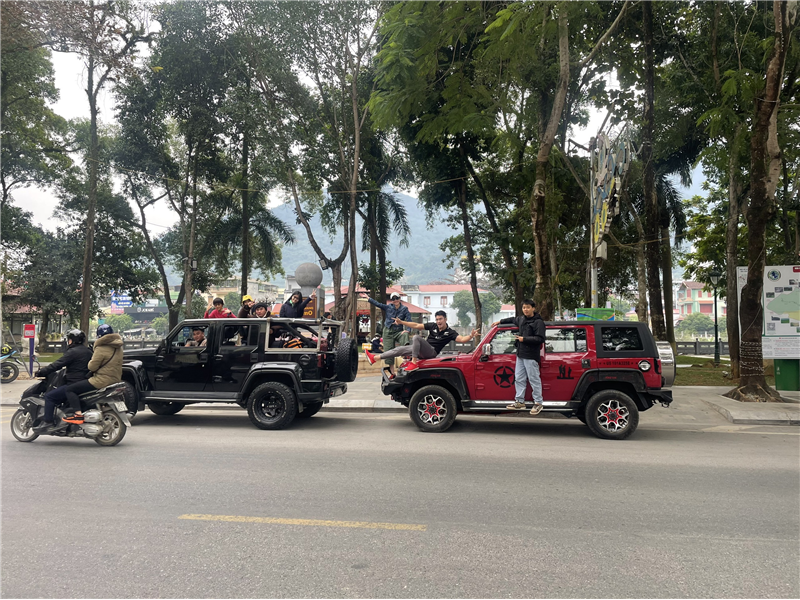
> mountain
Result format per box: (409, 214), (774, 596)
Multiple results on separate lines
(269, 191), (456, 286)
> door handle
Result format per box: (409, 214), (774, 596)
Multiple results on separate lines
(212, 376), (222, 382)
(197, 354), (208, 363)
(214, 354), (223, 361)
(156, 356), (164, 363)
(155, 375), (164, 381)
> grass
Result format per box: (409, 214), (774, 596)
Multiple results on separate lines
(674, 356), (776, 387)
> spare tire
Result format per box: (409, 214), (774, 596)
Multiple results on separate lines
(335, 337), (359, 383)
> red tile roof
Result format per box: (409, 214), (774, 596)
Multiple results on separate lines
(416, 284), (489, 292)
(680, 281), (706, 289)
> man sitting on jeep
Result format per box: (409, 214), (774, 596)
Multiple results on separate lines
(365, 310), (478, 372)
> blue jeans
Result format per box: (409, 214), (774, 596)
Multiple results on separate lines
(43, 380), (95, 422)
(514, 358), (543, 405)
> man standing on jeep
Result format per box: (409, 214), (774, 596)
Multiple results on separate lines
(363, 292), (411, 375)
(491, 299), (546, 415)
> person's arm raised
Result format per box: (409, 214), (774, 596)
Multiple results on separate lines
(393, 317), (424, 330)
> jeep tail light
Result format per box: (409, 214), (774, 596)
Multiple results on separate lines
(638, 360), (651, 372)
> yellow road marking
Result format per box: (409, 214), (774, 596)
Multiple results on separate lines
(178, 513), (427, 531)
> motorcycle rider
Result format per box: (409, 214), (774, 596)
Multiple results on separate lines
(33, 329), (93, 433)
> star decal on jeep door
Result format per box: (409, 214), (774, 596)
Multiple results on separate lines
(493, 366), (514, 388)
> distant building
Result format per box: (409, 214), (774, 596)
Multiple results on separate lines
(677, 281), (727, 317)
(401, 284), (489, 325)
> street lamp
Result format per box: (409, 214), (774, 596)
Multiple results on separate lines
(709, 270), (721, 366)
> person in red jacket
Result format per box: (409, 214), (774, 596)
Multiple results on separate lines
(205, 297), (235, 318)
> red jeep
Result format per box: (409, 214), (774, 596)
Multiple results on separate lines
(380, 321), (675, 440)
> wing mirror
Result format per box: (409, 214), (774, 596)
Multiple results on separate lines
(480, 343), (492, 361)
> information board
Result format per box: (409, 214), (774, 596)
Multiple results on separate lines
(23, 324), (35, 339)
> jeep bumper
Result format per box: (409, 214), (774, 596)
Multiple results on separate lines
(645, 389), (673, 407)
(381, 368), (405, 402)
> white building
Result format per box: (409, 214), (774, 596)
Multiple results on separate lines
(400, 284), (492, 326)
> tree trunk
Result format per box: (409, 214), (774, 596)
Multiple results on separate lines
(531, 9), (568, 321)
(725, 125), (743, 379)
(37, 310), (51, 355)
(642, 1), (666, 340)
(458, 180), (482, 328)
(79, 45), (98, 333)
(240, 127), (250, 298)
(727, 0), (795, 402)
(184, 158), (199, 318)
(661, 225), (675, 346)
(369, 202), (378, 337)
(621, 193), (648, 324)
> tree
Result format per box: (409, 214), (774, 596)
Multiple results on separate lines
(40, 0), (153, 332)
(675, 313), (714, 339)
(224, 291), (241, 311)
(451, 290), (502, 328)
(104, 314), (133, 334)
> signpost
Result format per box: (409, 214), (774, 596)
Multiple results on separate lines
(22, 324), (35, 376)
(589, 128), (636, 308)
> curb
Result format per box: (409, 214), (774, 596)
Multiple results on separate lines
(701, 398), (800, 426)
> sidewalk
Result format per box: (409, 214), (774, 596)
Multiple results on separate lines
(2, 377), (798, 426)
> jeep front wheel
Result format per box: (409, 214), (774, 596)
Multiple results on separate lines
(409, 385), (457, 433)
(247, 382), (297, 430)
(584, 390), (639, 440)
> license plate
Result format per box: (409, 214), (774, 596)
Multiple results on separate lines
(114, 401), (128, 412)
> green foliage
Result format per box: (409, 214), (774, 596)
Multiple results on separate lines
(675, 312), (726, 340)
(150, 314), (170, 336)
(357, 262), (404, 293)
(224, 292), (241, 310)
(104, 314), (134, 334)
(451, 290), (501, 327)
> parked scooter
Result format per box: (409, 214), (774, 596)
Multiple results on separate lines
(10, 370), (131, 446)
(1, 344), (41, 384)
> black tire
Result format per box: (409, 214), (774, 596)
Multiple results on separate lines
(1, 362), (19, 384)
(247, 382), (297, 430)
(10, 409), (38, 442)
(121, 381), (138, 417)
(148, 401), (185, 416)
(94, 410), (127, 446)
(334, 338), (359, 383)
(296, 402), (323, 418)
(409, 385), (458, 433)
(584, 389), (639, 440)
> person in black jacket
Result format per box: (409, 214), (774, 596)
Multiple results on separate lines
(279, 291), (316, 318)
(491, 299), (546, 415)
(33, 329), (93, 432)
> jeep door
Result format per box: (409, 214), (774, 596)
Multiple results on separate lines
(540, 326), (591, 401)
(474, 328), (521, 401)
(212, 323), (261, 393)
(153, 324), (213, 392)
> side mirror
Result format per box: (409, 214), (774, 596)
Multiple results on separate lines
(480, 343), (492, 361)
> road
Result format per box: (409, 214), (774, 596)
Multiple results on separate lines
(2, 406), (798, 598)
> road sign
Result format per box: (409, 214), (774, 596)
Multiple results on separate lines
(23, 324), (35, 339)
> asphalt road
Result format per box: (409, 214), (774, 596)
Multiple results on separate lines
(2, 407), (799, 599)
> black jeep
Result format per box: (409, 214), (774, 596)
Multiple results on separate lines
(120, 317), (358, 430)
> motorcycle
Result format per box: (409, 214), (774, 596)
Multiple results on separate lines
(9, 370), (131, 446)
(1, 344), (41, 384)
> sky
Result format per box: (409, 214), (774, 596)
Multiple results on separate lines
(14, 49), (706, 239)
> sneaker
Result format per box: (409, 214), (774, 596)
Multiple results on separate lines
(529, 403), (544, 415)
(62, 413), (84, 424)
(506, 401), (526, 410)
(364, 349), (377, 365)
(403, 362), (419, 372)
(32, 421), (55, 433)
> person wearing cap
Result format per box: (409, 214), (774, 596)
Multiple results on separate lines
(362, 291), (411, 375)
(251, 302), (271, 318)
(205, 297), (235, 318)
(238, 295), (255, 318)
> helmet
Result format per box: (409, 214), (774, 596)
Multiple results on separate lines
(96, 324), (114, 338)
(242, 295), (254, 303)
(65, 329), (86, 346)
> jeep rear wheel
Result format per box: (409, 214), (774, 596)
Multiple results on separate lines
(409, 385), (457, 433)
(247, 382), (297, 430)
(335, 338), (359, 382)
(585, 390), (639, 440)
(148, 401), (184, 416)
